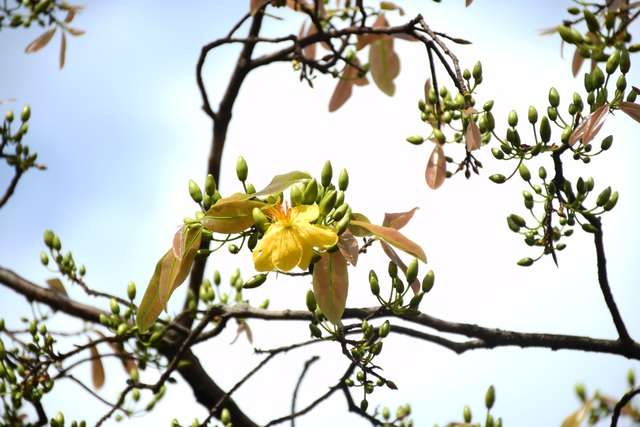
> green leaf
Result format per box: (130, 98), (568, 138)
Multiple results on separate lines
(202, 198), (268, 234)
(253, 171), (312, 197)
(136, 256), (165, 333)
(313, 251), (349, 325)
(46, 278), (68, 297)
(159, 226), (202, 310)
(348, 213), (372, 237)
(369, 37), (400, 96)
(561, 398), (595, 427)
(382, 207), (419, 230)
(350, 220), (427, 263)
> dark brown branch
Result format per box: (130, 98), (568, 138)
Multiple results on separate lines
(611, 386), (640, 427)
(0, 165), (23, 209)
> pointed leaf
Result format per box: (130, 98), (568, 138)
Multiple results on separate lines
(561, 398), (595, 427)
(202, 199), (268, 233)
(329, 67), (355, 112)
(46, 278), (68, 297)
(380, 240), (420, 294)
(383, 207), (419, 230)
(96, 331), (138, 376)
(136, 256), (165, 332)
(90, 343), (105, 390)
(618, 101), (640, 124)
(250, 0), (263, 15)
(313, 251), (349, 325)
(25, 28), (57, 54)
(159, 227), (202, 310)
(425, 144), (446, 189)
(569, 104), (610, 146)
(572, 47), (585, 77)
(350, 220), (426, 262)
(348, 213), (372, 237)
(466, 0), (473, 6)
(172, 225), (187, 260)
(302, 21), (317, 60)
(369, 37), (400, 96)
(59, 32), (66, 69)
(67, 27), (85, 36)
(64, 9), (75, 23)
(466, 119), (482, 151)
(356, 14), (387, 50)
(253, 171), (311, 196)
(337, 231), (359, 266)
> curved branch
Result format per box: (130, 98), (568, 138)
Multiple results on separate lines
(611, 386), (640, 427)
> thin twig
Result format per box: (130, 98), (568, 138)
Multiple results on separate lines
(291, 356), (320, 427)
(611, 386), (640, 426)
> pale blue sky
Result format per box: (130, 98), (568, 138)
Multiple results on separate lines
(1, 1), (639, 426)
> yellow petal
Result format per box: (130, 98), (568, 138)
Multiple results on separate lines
(294, 204), (319, 222)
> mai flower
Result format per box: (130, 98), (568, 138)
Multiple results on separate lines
(252, 202), (338, 272)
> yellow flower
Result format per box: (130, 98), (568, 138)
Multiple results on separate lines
(252, 203), (338, 272)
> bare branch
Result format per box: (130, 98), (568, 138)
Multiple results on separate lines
(611, 386), (640, 426)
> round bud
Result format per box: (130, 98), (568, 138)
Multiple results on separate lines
(406, 135), (425, 145)
(595, 186), (611, 207)
(591, 67), (605, 89)
(308, 323), (322, 338)
(21, 104), (31, 122)
(489, 174), (506, 184)
(302, 178), (318, 204)
(188, 180), (203, 204)
(517, 258), (534, 266)
(485, 385), (496, 409)
(507, 110), (518, 127)
(519, 163), (531, 181)
(527, 106), (538, 124)
(606, 50), (620, 74)
(205, 174), (216, 197)
(319, 190), (337, 217)
(252, 207), (270, 234)
(321, 160), (333, 187)
(388, 261), (398, 278)
(110, 298), (120, 315)
(5, 110), (14, 122)
(433, 128), (446, 144)
(236, 156), (248, 182)
(405, 258), (419, 284)
(338, 168), (349, 191)
(127, 281), (136, 300)
(620, 50), (631, 74)
(539, 116), (551, 143)
(421, 270), (435, 293)
(306, 289), (317, 312)
(472, 61), (482, 80)
(221, 408), (231, 424)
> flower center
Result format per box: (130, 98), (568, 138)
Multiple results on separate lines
(267, 202), (295, 227)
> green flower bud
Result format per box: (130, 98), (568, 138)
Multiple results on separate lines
(44, 230), (55, 248)
(319, 190), (337, 217)
(557, 25), (573, 43)
(335, 207), (351, 235)
(127, 281), (136, 300)
(369, 270), (380, 296)
(418, 99), (426, 111)
(620, 50), (631, 73)
(116, 323), (128, 336)
(422, 270), (435, 293)
(628, 369), (635, 387)
(338, 168), (349, 191)
(472, 61), (482, 80)
(252, 207), (270, 234)
(110, 298), (120, 315)
(388, 261), (398, 278)
(332, 203), (349, 222)
(595, 186), (611, 207)
(52, 235), (61, 251)
(547, 107), (558, 121)
(616, 74), (627, 92)
(21, 104), (31, 122)
(99, 313), (110, 327)
(583, 8), (600, 33)
(309, 323), (322, 338)
(405, 258), (419, 284)
(483, 100), (494, 111)
(606, 50), (620, 74)
(506, 216), (520, 233)
(306, 289), (317, 312)
(575, 383), (587, 401)
(517, 257), (534, 266)
(548, 87), (560, 108)
(491, 148), (504, 160)
(527, 106), (538, 124)
(561, 125), (572, 143)
(537, 166), (546, 180)
(40, 251), (49, 266)
(319, 160), (333, 187)
(205, 174), (216, 197)
(507, 110), (518, 127)
(604, 191), (618, 211)
(221, 408), (231, 424)
(489, 174), (506, 184)
(591, 66), (605, 89)
(509, 214), (526, 227)
(290, 185), (302, 206)
(188, 180), (203, 204)
(485, 385), (496, 409)
(519, 163), (531, 181)
(582, 223), (598, 233)
(463, 406), (472, 423)
(236, 156), (248, 182)
(433, 128), (446, 144)
(379, 320), (390, 338)
(5, 109), (14, 122)
(243, 273), (267, 289)
(360, 399), (369, 412)
(405, 135), (425, 145)
(228, 244), (239, 254)
(302, 178), (318, 204)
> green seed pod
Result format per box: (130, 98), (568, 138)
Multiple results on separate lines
(252, 207), (270, 234)
(527, 106), (538, 124)
(321, 160), (333, 187)
(110, 298), (120, 315)
(290, 185), (302, 206)
(491, 148), (504, 160)
(620, 50), (631, 73)
(302, 178), (318, 204)
(127, 281), (136, 300)
(308, 323), (322, 338)
(221, 408), (231, 424)
(604, 191), (619, 211)
(236, 156), (248, 182)
(582, 223), (598, 233)
(606, 50), (620, 74)
(21, 104), (31, 122)
(243, 273), (267, 289)
(539, 116), (551, 143)
(405, 135), (424, 145)
(583, 8), (600, 33)
(306, 289), (317, 312)
(422, 270), (435, 293)
(595, 186), (611, 207)
(472, 61), (482, 80)
(338, 168), (349, 191)
(463, 406), (472, 423)
(205, 174), (216, 197)
(405, 258), (419, 284)
(485, 385), (496, 409)
(517, 257), (534, 266)
(319, 190), (337, 217)
(489, 174), (506, 184)
(507, 110), (518, 127)
(507, 216), (520, 233)
(519, 163), (531, 181)
(591, 66), (605, 89)
(433, 128), (446, 144)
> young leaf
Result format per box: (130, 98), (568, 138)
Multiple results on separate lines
(313, 251), (349, 325)
(561, 398), (595, 427)
(136, 256), (165, 332)
(67, 28), (86, 36)
(253, 171), (311, 196)
(59, 32), (66, 69)
(337, 231), (359, 266)
(618, 101), (640, 124)
(25, 28), (57, 54)
(301, 21), (317, 60)
(350, 220), (427, 263)
(569, 104), (610, 146)
(90, 343), (105, 390)
(382, 207), (419, 230)
(466, 119), (482, 151)
(369, 37), (400, 96)
(159, 226), (202, 310)
(380, 240), (420, 294)
(46, 278), (68, 297)
(348, 213), (372, 237)
(250, 0), (262, 15)
(202, 199), (268, 234)
(425, 144), (446, 189)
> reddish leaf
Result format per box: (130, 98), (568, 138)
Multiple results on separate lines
(425, 144), (446, 189)
(337, 231), (359, 266)
(253, 171), (311, 197)
(90, 343), (105, 390)
(466, 0), (473, 6)
(250, 0), (263, 15)
(347, 213), (372, 237)
(46, 278), (68, 297)
(350, 220), (426, 263)
(618, 101), (640, 124)
(572, 47), (585, 77)
(202, 198), (268, 234)
(380, 240), (420, 294)
(137, 256), (165, 332)
(59, 32), (66, 69)
(0, 98), (16, 106)
(231, 321), (253, 345)
(561, 398), (595, 427)
(569, 104), (610, 146)
(466, 119), (482, 151)
(382, 207), (419, 230)
(64, 9), (75, 23)
(369, 36), (400, 96)
(313, 251), (349, 325)
(159, 226), (202, 310)
(25, 28), (57, 54)
(356, 14), (387, 50)
(172, 225), (187, 261)
(67, 27), (86, 36)
(97, 331), (138, 376)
